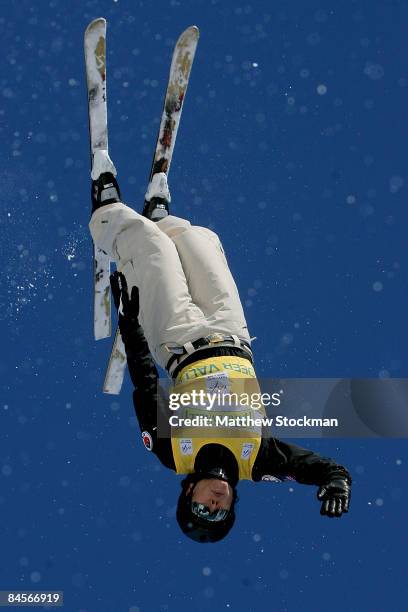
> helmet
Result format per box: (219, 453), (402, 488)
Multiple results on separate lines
(176, 470), (238, 544)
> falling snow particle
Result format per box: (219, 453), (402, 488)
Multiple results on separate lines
(202, 567), (212, 576)
(364, 63), (384, 80)
(375, 498), (384, 507)
(317, 84), (327, 95)
(322, 552), (331, 561)
(389, 175), (404, 194)
(119, 476), (130, 487)
(204, 586), (215, 598)
(307, 32), (321, 46)
(346, 195), (356, 204)
(281, 333), (294, 345)
(2, 465), (12, 477)
(372, 281), (383, 292)
(30, 571), (41, 583)
(314, 9), (328, 23)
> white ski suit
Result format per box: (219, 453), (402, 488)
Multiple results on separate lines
(89, 202), (251, 370)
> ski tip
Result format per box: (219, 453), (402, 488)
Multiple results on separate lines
(85, 17), (107, 35)
(180, 25), (200, 41)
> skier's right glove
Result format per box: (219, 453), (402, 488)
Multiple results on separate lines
(317, 478), (351, 518)
(109, 271), (140, 341)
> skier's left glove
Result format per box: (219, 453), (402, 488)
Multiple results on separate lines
(317, 478), (351, 518)
(109, 271), (140, 341)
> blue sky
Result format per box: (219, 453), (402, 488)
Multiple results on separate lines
(1, 1), (407, 610)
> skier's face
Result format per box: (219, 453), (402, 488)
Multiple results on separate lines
(186, 478), (233, 511)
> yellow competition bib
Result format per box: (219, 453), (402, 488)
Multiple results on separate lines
(170, 356), (264, 480)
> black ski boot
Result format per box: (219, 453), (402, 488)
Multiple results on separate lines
(91, 172), (121, 214)
(142, 172), (170, 221)
(142, 197), (169, 221)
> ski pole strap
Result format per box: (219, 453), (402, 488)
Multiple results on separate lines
(165, 333), (253, 377)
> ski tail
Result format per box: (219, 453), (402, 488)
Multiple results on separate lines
(103, 328), (127, 394)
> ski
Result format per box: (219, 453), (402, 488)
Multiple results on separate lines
(103, 25), (200, 394)
(103, 327), (127, 394)
(143, 25), (200, 220)
(84, 17), (117, 341)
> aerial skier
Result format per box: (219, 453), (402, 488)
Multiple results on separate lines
(85, 19), (352, 543)
(90, 172), (352, 543)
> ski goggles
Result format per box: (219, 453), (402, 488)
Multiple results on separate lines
(191, 502), (229, 523)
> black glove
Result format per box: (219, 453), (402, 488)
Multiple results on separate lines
(109, 271), (140, 341)
(317, 478), (351, 518)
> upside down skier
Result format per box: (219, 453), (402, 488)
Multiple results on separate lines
(89, 169), (352, 544)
